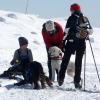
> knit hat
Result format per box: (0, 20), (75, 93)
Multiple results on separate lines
(18, 37), (28, 46)
(70, 3), (81, 12)
(45, 20), (55, 32)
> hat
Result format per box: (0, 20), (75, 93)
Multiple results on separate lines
(70, 3), (81, 12)
(45, 20), (55, 32)
(18, 37), (28, 46)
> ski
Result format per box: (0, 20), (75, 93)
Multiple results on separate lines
(66, 88), (100, 93)
(80, 89), (100, 93)
(56, 86), (100, 93)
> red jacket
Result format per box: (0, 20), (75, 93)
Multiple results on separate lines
(42, 22), (63, 50)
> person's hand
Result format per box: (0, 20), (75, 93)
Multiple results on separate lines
(10, 60), (14, 65)
(80, 29), (87, 39)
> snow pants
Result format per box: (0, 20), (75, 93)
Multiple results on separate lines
(59, 39), (86, 83)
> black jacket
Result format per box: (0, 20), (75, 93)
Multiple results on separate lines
(64, 12), (84, 40)
(63, 11), (92, 47)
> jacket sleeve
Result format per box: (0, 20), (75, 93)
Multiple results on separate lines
(62, 17), (72, 46)
(10, 50), (19, 65)
(85, 17), (93, 35)
(63, 17), (71, 41)
(79, 16), (93, 36)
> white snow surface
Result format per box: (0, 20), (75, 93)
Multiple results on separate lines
(0, 10), (100, 100)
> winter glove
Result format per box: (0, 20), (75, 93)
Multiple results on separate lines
(10, 60), (15, 65)
(10, 59), (19, 65)
(79, 29), (88, 39)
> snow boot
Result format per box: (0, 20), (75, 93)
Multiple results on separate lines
(74, 82), (82, 89)
(33, 82), (40, 90)
(58, 79), (64, 86)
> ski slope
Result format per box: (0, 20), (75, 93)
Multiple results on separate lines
(0, 10), (100, 100)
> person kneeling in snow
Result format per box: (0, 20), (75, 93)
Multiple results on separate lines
(0, 37), (33, 82)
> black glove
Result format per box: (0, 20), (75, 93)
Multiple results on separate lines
(10, 59), (19, 65)
(10, 60), (15, 65)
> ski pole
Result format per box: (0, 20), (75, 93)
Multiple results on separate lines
(88, 37), (100, 84)
(83, 48), (86, 91)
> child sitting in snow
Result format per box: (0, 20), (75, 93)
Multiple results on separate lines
(0, 37), (33, 81)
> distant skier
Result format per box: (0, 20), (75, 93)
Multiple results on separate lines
(58, 3), (93, 89)
(0, 37), (33, 82)
(42, 20), (64, 80)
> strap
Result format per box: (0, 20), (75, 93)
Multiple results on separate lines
(50, 56), (63, 60)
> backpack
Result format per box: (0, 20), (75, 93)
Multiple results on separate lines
(76, 15), (91, 39)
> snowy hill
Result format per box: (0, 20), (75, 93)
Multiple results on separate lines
(0, 10), (100, 100)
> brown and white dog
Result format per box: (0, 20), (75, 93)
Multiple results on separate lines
(49, 46), (75, 81)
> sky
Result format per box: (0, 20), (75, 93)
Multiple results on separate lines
(0, 0), (100, 27)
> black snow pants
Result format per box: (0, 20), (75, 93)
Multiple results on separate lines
(59, 39), (86, 83)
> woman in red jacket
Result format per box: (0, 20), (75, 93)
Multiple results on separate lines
(42, 20), (63, 80)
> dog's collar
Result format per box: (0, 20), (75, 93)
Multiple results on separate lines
(50, 56), (62, 60)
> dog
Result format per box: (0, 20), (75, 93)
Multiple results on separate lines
(49, 46), (75, 80)
(48, 46), (63, 82)
(14, 61), (52, 89)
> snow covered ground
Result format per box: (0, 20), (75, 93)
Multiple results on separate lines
(0, 10), (100, 100)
